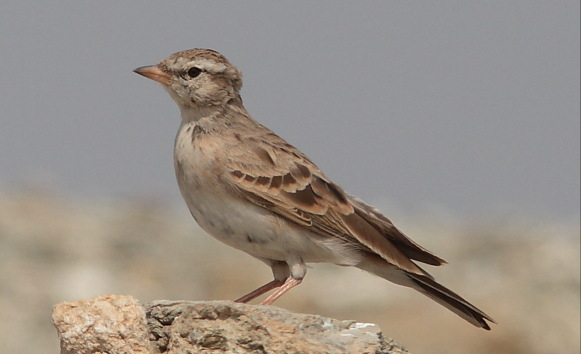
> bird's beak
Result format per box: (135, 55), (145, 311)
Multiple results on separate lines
(133, 65), (171, 85)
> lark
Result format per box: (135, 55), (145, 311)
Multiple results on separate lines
(134, 48), (494, 329)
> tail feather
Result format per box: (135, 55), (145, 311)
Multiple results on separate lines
(407, 273), (495, 330)
(357, 255), (495, 330)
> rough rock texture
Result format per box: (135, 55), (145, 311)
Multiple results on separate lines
(52, 295), (409, 354)
(52, 294), (152, 354)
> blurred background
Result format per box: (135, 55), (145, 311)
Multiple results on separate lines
(0, 2), (579, 354)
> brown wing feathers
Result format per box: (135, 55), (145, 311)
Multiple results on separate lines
(227, 135), (443, 274)
(349, 198), (447, 266)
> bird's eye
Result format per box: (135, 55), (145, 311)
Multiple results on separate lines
(187, 67), (202, 78)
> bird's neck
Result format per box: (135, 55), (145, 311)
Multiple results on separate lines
(179, 96), (244, 124)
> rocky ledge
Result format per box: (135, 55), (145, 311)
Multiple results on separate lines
(52, 294), (409, 354)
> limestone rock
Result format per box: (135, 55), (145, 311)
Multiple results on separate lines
(52, 295), (409, 354)
(52, 294), (152, 354)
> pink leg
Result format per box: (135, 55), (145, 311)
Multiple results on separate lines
(234, 279), (285, 303)
(259, 277), (302, 305)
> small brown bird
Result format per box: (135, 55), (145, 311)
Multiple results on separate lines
(134, 48), (494, 330)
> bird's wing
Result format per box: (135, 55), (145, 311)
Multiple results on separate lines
(225, 130), (444, 275)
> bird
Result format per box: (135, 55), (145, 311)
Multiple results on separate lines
(134, 48), (495, 330)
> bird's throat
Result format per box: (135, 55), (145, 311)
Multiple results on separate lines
(179, 104), (222, 124)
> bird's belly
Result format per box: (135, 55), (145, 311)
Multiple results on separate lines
(178, 175), (358, 265)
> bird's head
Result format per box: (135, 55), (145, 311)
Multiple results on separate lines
(134, 49), (243, 113)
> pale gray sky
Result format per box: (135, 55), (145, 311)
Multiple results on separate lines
(1, 2), (579, 221)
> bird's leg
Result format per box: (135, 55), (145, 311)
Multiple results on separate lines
(234, 279), (285, 303)
(259, 256), (305, 305)
(235, 259), (289, 303)
(259, 277), (302, 305)
(236, 258), (304, 305)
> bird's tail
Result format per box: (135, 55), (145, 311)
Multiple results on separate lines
(406, 272), (495, 330)
(357, 255), (495, 330)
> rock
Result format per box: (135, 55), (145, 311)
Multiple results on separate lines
(52, 295), (409, 354)
(52, 294), (152, 354)
(147, 299), (408, 354)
